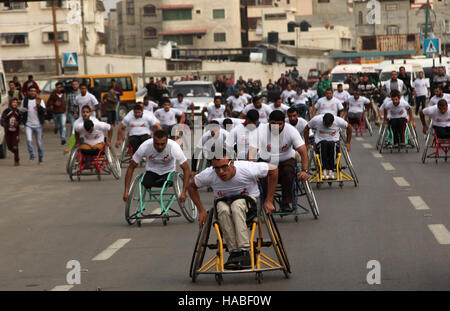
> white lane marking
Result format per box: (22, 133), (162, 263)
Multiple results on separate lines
(50, 285), (74, 291)
(362, 143), (373, 149)
(428, 224), (450, 245)
(141, 208), (162, 224)
(381, 162), (395, 171)
(92, 239), (131, 261)
(372, 151), (383, 158)
(393, 177), (410, 187)
(408, 196), (430, 210)
(355, 137), (364, 141)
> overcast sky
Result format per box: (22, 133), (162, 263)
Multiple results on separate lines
(103, 0), (119, 12)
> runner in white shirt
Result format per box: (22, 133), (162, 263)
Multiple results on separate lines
(346, 89), (371, 122)
(429, 86), (450, 107)
(382, 90), (415, 147)
(115, 105), (162, 153)
(188, 153), (278, 270)
(213, 117), (245, 131)
(292, 88), (310, 118)
(143, 96), (159, 113)
(420, 99), (450, 139)
(248, 110), (309, 212)
(226, 109), (260, 160)
(74, 118), (113, 150)
(412, 71), (430, 115)
(286, 107), (310, 140)
(123, 130), (191, 208)
(226, 91), (247, 117)
(171, 93), (194, 115)
(304, 113), (352, 180)
(269, 97), (290, 115)
(202, 96), (229, 122)
(154, 99), (185, 137)
(312, 89), (344, 118)
(240, 96), (273, 123)
(280, 84), (297, 105)
(74, 83), (99, 118)
(333, 84), (351, 105)
(239, 89), (253, 105)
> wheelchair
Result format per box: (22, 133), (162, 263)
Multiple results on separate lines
(119, 136), (134, 168)
(378, 121), (419, 153)
(347, 110), (373, 137)
(189, 195), (291, 285)
(125, 171), (197, 226)
(421, 123), (450, 163)
(308, 140), (358, 188)
(67, 145), (121, 181)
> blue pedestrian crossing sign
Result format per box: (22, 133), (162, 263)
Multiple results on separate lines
(63, 52), (78, 67)
(424, 38), (439, 55)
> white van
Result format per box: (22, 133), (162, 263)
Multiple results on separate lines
(409, 56), (450, 80)
(330, 64), (362, 90)
(0, 59), (8, 158)
(379, 62), (424, 87)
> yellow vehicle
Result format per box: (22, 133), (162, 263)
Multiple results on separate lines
(40, 73), (137, 119)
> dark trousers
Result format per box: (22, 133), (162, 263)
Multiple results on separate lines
(128, 134), (151, 154)
(261, 158), (296, 205)
(106, 110), (116, 125)
(5, 131), (19, 162)
(142, 171), (170, 189)
(434, 126), (450, 139)
(316, 141), (338, 170)
(389, 118), (407, 145)
(415, 96), (426, 115)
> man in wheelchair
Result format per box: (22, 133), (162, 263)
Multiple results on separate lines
(420, 99), (450, 139)
(188, 151), (278, 270)
(248, 110), (309, 212)
(382, 90), (416, 148)
(346, 89), (371, 124)
(74, 114), (113, 152)
(122, 130), (190, 204)
(225, 109), (260, 160)
(115, 104), (162, 154)
(304, 113), (352, 180)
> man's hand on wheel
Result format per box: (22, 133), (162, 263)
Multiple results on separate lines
(297, 171), (308, 181)
(179, 191), (186, 204)
(198, 209), (207, 228)
(423, 124), (428, 135)
(263, 201), (275, 215)
(345, 142), (351, 152)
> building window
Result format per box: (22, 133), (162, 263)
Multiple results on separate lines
(162, 9), (192, 21)
(420, 23), (433, 34)
(1, 33), (29, 46)
(358, 11), (363, 25)
(163, 34), (193, 45)
(42, 31), (69, 43)
(143, 5), (156, 16)
(144, 27), (157, 39)
(127, 35), (136, 48)
(445, 20), (450, 33)
(45, 1), (65, 8)
(361, 36), (377, 50)
(318, 0), (330, 3)
(213, 9), (225, 19)
(126, 0), (134, 15)
(214, 32), (226, 42)
(264, 13), (287, 20)
(386, 25), (399, 35)
(247, 0), (273, 5)
(1, 1), (27, 10)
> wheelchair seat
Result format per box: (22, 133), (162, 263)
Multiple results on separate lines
(80, 148), (102, 156)
(143, 176), (173, 189)
(214, 195), (258, 225)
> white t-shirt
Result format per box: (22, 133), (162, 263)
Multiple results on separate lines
(206, 105), (226, 121)
(347, 96), (371, 114)
(213, 117), (245, 130)
(251, 123), (305, 163)
(429, 94), (450, 107)
(170, 98), (193, 113)
(413, 78), (430, 97)
(315, 97), (344, 116)
(303, 89), (315, 100)
(144, 101), (159, 112)
(333, 90), (351, 104)
(285, 117), (310, 139)
(21, 98), (46, 128)
(226, 96), (246, 112)
(307, 115), (348, 144)
(292, 92), (309, 105)
(133, 138), (187, 175)
(75, 120), (111, 146)
(422, 105), (450, 127)
(226, 122), (260, 160)
(195, 128), (229, 151)
(240, 93), (253, 105)
(194, 161), (269, 198)
(382, 98), (411, 119)
(281, 90), (297, 104)
(269, 103), (290, 114)
(154, 108), (183, 126)
(122, 111), (160, 136)
(72, 116), (98, 135)
(75, 92), (99, 117)
(379, 98), (392, 120)
(242, 104), (273, 123)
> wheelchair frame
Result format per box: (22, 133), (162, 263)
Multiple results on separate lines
(347, 110), (373, 137)
(377, 122), (419, 153)
(189, 199), (290, 285)
(421, 125), (450, 163)
(308, 141), (358, 188)
(68, 146), (121, 181)
(125, 171), (197, 226)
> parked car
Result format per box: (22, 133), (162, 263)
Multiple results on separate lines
(170, 81), (220, 117)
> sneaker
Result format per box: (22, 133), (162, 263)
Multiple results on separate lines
(61, 139), (66, 145)
(329, 171), (336, 180)
(236, 250), (252, 270)
(54, 128), (58, 134)
(322, 169), (328, 180)
(224, 251), (241, 270)
(38, 157), (43, 164)
(29, 155), (35, 161)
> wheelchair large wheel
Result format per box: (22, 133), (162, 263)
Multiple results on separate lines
(106, 147), (121, 180)
(407, 124), (420, 152)
(119, 139), (129, 168)
(66, 148), (77, 175)
(173, 172), (197, 223)
(189, 210), (214, 282)
(376, 125), (385, 150)
(125, 173), (144, 225)
(364, 114), (373, 136)
(303, 180), (319, 219)
(378, 126), (388, 154)
(341, 143), (358, 186)
(68, 148), (80, 182)
(264, 213), (291, 278)
(421, 131), (432, 163)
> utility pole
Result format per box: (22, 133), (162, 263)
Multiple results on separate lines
(139, 7), (146, 87)
(425, 0), (430, 39)
(51, 0), (60, 75)
(81, 0), (88, 74)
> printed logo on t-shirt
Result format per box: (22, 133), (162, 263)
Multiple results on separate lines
(281, 144), (289, 152)
(240, 188), (249, 195)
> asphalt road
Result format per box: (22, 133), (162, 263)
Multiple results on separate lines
(0, 119), (448, 291)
